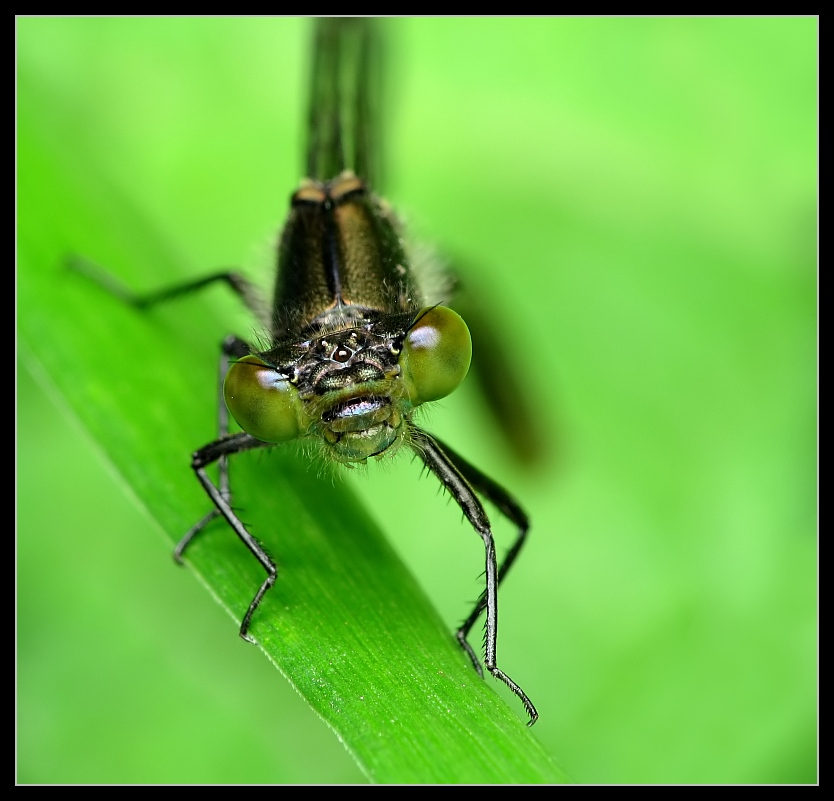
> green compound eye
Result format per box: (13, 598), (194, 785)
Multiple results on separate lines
(400, 306), (472, 407)
(224, 355), (302, 443)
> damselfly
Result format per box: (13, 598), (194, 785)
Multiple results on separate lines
(76, 18), (538, 725)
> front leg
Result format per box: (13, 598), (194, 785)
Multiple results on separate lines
(174, 335), (277, 643)
(428, 438), (530, 647)
(173, 335), (251, 561)
(409, 426), (538, 725)
(189, 431), (277, 642)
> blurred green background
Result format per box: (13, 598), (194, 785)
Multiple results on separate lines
(17, 18), (816, 783)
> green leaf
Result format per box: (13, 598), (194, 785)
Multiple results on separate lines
(17, 20), (566, 785)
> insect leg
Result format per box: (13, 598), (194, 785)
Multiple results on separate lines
(189, 431), (277, 642)
(67, 255), (270, 327)
(410, 426), (538, 725)
(173, 335), (251, 562)
(428, 437), (530, 647)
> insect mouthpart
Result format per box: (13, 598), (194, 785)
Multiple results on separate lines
(319, 392), (406, 463)
(321, 395), (391, 431)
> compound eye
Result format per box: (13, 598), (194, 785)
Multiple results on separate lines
(224, 355), (301, 443)
(400, 306), (472, 406)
